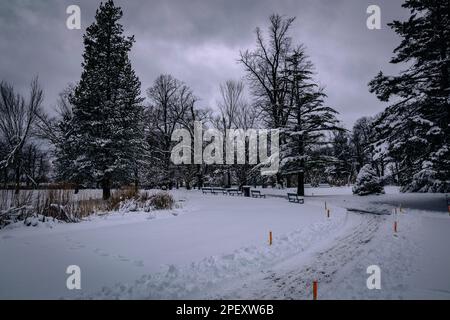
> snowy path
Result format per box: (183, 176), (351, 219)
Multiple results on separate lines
(212, 212), (385, 299)
(212, 192), (450, 300)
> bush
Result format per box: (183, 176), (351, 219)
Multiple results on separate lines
(108, 186), (139, 211)
(353, 164), (385, 196)
(148, 192), (174, 210)
(110, 189), (175, 212)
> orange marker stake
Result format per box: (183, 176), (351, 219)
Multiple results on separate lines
(394, 221), (398, 233)
(327, 209), (330, 218)
(269, 231), (272, 246)
(313, 281), (318, 300)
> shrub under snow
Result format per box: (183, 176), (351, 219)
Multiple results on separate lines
(352, 164), (385, 196)
(114, 190), (175, 213)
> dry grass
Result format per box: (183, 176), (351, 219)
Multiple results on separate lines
(147, 192), (174, 210)
(0, 186), (176, 228)
(108, 186), (139, 211)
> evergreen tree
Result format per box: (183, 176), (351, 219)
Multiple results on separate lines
(352, 164), (385, 196)
(351, 116), (373, 174)
(67, 0), (144, 199)
(329, 129), (354, 185)
(281, 48), (342, 195)
(369, 0), (449, 192)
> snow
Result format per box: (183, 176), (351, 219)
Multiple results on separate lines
(0, 187), (449, 299)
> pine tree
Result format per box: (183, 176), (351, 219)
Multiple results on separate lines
(68, 0), (144, 199)
(369, 0), (450, 192)
(281, 48), (342, 195)
(329, 129), (354, 185)
(352, 164), (384, 196)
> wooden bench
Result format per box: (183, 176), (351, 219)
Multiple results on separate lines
(202, 187), (213, 194)
(251, 190), (266, 198)
(227, 188), (243, 196)
(211, 188), (225, 195)
(287, 193), (304, 204)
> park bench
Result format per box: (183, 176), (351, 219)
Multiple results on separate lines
(202, 187), (213, 194)
(251, 190), (266, 198)
(211, 188), (225, 195)
(227, 188), (243, 196)
(287, 193), (304, 204)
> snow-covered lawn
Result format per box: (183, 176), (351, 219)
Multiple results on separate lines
(0, 187), (449, 299)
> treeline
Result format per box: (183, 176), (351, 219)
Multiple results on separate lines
(0, 0), (448, 199)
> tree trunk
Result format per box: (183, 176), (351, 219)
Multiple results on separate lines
(287, 175), (292, 188)
(14, 165), (20, 195)
(196, 164), (203, 189)
(3, 168), (7, 189)
(102, 178), (111, 200)
(133, 167), (139, 194)
(276, 172), (283, 188)
(297, 172), (305, 196)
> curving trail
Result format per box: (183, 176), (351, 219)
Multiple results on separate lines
(215, 212), (385, 299)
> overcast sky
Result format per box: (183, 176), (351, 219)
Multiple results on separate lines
(0, 0), (409, 128)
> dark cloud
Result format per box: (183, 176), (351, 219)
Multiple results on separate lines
(0, 0), (409, 128)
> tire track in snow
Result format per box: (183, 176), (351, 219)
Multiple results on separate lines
(225, 213), (385, 299)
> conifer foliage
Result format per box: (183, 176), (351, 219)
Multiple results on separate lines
(60, 0), (144, 199)
(352, 164), (385, 196)
(369, 0), (449, 192)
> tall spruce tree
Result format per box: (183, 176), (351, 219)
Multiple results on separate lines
(281, 48), (342, 196)
(68, 0), (144, 199)
(369, 0), (449, 192)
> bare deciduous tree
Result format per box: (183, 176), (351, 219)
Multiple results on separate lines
(146, 74), (196, 189)
(239, 14), (295, 129)
(0, 78), (43, 193)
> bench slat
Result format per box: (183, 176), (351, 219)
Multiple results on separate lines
(287, 193), (304, 204)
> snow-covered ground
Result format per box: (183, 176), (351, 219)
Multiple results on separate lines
(0, 187), (449, 299)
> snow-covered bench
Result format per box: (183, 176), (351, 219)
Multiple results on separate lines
(251, 190), (266, 198)
(211, 188), (226, 195)
(227, 189), (242, 196)
(202, 187), (213, 194)
(287, 193), (304, 204)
